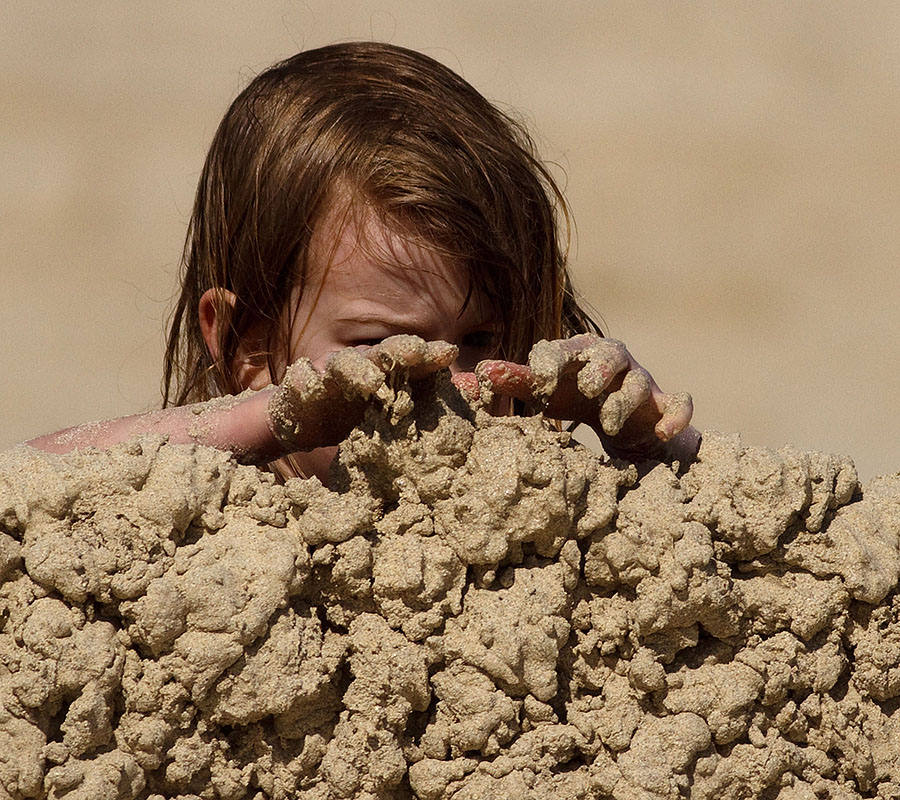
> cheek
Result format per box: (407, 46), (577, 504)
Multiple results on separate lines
(449, 356), (470, 375)
(246, 368), (274, 392)
(452, 348), (495, 375)
(283, 326), (340, 374)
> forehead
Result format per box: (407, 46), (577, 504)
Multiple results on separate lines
(307, 201), (475, 306)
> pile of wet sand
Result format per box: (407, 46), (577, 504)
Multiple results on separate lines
(1, 375), (899, 800)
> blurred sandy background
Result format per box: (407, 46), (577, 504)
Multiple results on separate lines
(2, 2), (897, 480)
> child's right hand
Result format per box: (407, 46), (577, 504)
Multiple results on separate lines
(267, 335), (458, 452)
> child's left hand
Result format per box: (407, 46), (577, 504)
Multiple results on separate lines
(465, 334), (700, 463)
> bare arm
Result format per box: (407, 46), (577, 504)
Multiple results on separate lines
(25, 335), (696, 467)
(24, 336), (458, 465)
(24, 388), (283, 465)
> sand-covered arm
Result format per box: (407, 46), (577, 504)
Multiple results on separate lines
(25, 335), (458, 465)
(24, 388), (283, 464)
(475, 334), (701, 463)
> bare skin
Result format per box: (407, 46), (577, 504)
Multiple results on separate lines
(26, 204), (699, 479)
(474, 334), (699, 463)
(267, 332), (700, 467)
(26, 334), (699, 477)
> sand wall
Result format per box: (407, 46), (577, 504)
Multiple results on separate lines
(1, 379), (899, 799)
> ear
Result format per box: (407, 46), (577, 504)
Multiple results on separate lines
(198, 288), (272, 391)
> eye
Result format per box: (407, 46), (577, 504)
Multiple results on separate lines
(455, 330), (498, 372)
(460, 330), (496, 351)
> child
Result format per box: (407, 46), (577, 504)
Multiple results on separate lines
(26, 42), (699, 483)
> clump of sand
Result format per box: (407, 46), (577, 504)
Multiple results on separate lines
(1, 371), (899, 800)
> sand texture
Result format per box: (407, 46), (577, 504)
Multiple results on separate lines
(2, 374), (900, 799)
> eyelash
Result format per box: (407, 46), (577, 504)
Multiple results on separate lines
(460, 330), (496, 350)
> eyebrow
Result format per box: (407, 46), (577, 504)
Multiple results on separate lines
(334, 319), (498, 338)
(334, 308), (494, 328)
(333, 311), (428, 327)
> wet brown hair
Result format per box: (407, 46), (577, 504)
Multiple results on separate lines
(163, 41), (600, 407)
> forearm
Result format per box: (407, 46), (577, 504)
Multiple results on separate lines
(24, 388), (285, 465)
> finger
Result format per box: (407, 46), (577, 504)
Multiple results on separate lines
(451, 372), (480, 401)
(368, 334), (429, 371)
(576, 339), (630, 398)
(526, 339), (569, 395)
(475, 360), (537, 399)
(599, 367), (652, 436)
(653, 391), (693, 441)
(423, 340), (458, 368)
(325, 348), (387, 398)
(268, 357), (327, 445)
(281, 357), (326, 404)
(368, 336), (458, 380)
(558, 332), (604, 352)
(528, 335), (626, 397)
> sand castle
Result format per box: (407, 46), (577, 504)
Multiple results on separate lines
(1, 369), (899, 799)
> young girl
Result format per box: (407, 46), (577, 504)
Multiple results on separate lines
(26, 41), (699, 483)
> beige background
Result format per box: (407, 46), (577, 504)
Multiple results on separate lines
(2, 2), (897, 480)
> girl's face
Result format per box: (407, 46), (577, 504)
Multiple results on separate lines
(276, 202), (497, 482)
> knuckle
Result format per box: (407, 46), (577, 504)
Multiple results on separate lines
(378, 334), (427, 366)
(661, 391), (692, 418)
(670, 391), (692, 408)
(623, 366), (651, 393)
(597, 338), (626, 357)
(574, 332), (602, 347)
